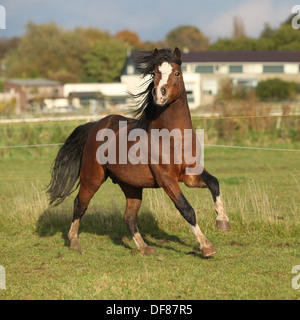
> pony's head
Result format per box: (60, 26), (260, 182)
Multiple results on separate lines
(151, 48), (183, 106)
(134, 47), (183, 106)
(132, 48), (184, 130)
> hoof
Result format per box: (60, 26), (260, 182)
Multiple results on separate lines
(216, 220), (231, 231)
(69, 238), (82, 252)
(141, 246), (157, 255)
(201, 246), (217, 258)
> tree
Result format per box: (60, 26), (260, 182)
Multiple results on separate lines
(210, 37), (258, 51)
(115, 29), (142, 48)
(83, 38), (127, 82)
(165, 25), (210, 51)
(271, 23), (300, 50)
(4, 21), (88, 81)
(0, 37), (20, 62)
(209, 13), (300, 51)
(260, 23), (276, 38)
(3, 21), (129, 83)
(232, 16), (246, 39)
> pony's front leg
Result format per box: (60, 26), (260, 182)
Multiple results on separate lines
(161, 177), (216, 257)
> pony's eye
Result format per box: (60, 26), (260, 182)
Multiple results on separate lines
(175, 72), (180, 76)
(150, 71), (156, 77)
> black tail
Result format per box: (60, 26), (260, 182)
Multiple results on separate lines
(46, 121), (96, 206)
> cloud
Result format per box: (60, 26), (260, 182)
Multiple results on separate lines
(0, 0), (296, 41)
(205, 0), (295, 39)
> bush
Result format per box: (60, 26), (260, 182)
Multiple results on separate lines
(256, 78), (299, 101)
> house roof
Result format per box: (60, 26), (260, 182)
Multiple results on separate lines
(5, 78), (61, 86)
(181, 51), (300, 63)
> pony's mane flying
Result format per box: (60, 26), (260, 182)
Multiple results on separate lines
(134, 48), (182, 77)
(130, 48), (182, 130)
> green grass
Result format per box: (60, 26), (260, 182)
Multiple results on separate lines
(0, 127), (300, 299)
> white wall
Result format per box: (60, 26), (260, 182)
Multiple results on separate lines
(243, 63), (263, 74)
(63, 83), (128, 98)
(284, 63), (299, 74)
(183, 73), (201, 109)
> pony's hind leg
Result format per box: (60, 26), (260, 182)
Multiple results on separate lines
(68, 192), (87, 251)
(68, 165), (105, 251)
(200, 171), (230, 231)
(183, 170), (230, 231)
(120, 184), (157, 255)
(161, 177), (216, 257)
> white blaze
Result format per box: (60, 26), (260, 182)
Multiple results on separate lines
(158, 62), (173, 87)
(156, 62), (173, 101)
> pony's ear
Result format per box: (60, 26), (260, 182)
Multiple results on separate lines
(154, 48), (160, 56)
(173, 47), (181, 60)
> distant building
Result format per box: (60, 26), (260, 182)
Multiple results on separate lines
(5, 51), (300, 113)
(3, 79), (131, 113)
(4, 78), (63, 112)
(63, 83), (130, 111)
(121, 51), (300, 108)
(43, 98), (75, 113)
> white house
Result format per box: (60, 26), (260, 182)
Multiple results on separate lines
(121, 50), (300, 107)
(63, 82), (130, 111)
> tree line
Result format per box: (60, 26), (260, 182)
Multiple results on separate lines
(0, 14), (299, 83)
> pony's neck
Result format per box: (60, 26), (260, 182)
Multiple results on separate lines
(150, 91), (193, 131)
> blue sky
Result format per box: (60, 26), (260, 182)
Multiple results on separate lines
(0, 0), (297, 41)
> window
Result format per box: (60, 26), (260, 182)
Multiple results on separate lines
(229, 65), (243, 73)
(202, 79), (218, 95)
(195, 65), (214, 74)
(185, 83), (195, 103)
(263, 65), (284, 73)
(186, 90), (194, 103)
(232, 78), (258, 88)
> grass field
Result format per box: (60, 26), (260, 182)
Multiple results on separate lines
(0, 122), (300, 300)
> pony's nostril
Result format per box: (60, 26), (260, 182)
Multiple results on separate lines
(161, 87), (166, 96)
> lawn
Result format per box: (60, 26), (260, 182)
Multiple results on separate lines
(0, 134), (299, 300)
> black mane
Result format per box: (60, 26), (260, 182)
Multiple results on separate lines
(130, 48), (182, 130)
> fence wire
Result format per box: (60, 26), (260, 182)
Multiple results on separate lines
(1, 142), (300, 152)
(0, 113), (299, 126)
(0, 114), (299, 180)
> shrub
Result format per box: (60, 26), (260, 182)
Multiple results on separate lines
(256, 78), (299, 101)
